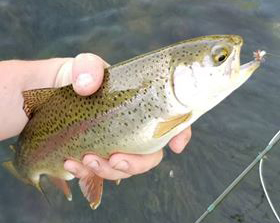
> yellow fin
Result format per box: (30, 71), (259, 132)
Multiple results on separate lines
(153, 113), (192, 138)
(22, 88), (57, 118)
(3, 161), (26, 183)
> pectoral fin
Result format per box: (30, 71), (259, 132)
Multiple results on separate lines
(153, 113), (192, 138)
(79, 174), (104, 210)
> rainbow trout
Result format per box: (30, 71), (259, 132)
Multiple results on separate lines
(3, 35), (264, 209)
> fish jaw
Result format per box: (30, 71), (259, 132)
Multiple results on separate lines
(213, 52), (264, 100)
(232, 51), (265, 89)
(194, 51), (265, 120)
(172, 49), (265, 126)
(215, 51), (265, 103)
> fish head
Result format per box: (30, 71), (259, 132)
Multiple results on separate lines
(172, 35), (261, 113)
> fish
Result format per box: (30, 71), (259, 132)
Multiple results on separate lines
(3, 35), (265, 209)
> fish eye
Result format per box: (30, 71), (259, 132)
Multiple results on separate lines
(217, 54), (226, 62)
(212, 46), (229, 65)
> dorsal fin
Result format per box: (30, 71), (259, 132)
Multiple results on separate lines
(22, 88), (57, 118)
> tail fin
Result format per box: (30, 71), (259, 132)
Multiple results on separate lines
(2, 161), (50, 204)
(2, 161), (29, 184)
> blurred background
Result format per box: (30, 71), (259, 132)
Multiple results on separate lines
(0, 0), (280, 222)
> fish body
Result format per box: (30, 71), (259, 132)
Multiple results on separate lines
(4, 35), (263, 209)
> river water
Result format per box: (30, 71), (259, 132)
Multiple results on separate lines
(0, 0), (279, 222)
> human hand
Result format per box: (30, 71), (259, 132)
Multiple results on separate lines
(61, 53), (192, 181)
(0, 53), (191, 181)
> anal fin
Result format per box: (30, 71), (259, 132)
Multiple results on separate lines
(49, 176), (72, 201)
(79, 174), (104, 210)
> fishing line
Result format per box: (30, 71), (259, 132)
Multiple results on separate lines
(265, 52), (280, 58)
(259, 144), (280, 222)
(194, 130), (280, 223)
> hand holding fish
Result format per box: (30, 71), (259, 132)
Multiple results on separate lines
(0, 53), (191, 182)
(0, 35), (264, 209)
(56, 53), (192, 181)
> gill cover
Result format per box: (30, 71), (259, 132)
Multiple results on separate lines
(172, 38), (241, 108)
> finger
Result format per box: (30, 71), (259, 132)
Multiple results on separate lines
(54, 58), (74, 87)
(72, 53), (109, 96)
(109, 150), (163, 175)
(82, 154), (132, 180)
(64, 159), (92, 179)
(168, 127), (192, 153)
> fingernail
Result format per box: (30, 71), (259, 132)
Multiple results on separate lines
(88, 160), (100, 171)
(76, 73), (94, 88)
(113, 160), (129, 171)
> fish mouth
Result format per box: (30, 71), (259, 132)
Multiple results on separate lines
(212, 49), (264, 105)
(222, 39), (242, 80)
(233, 50), (265, 89)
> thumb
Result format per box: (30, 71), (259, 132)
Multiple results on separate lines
(72, 53), (109, 96)
(54, 53), (109, 96)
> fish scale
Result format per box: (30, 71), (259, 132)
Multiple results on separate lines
(3, 35), (263, 209)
